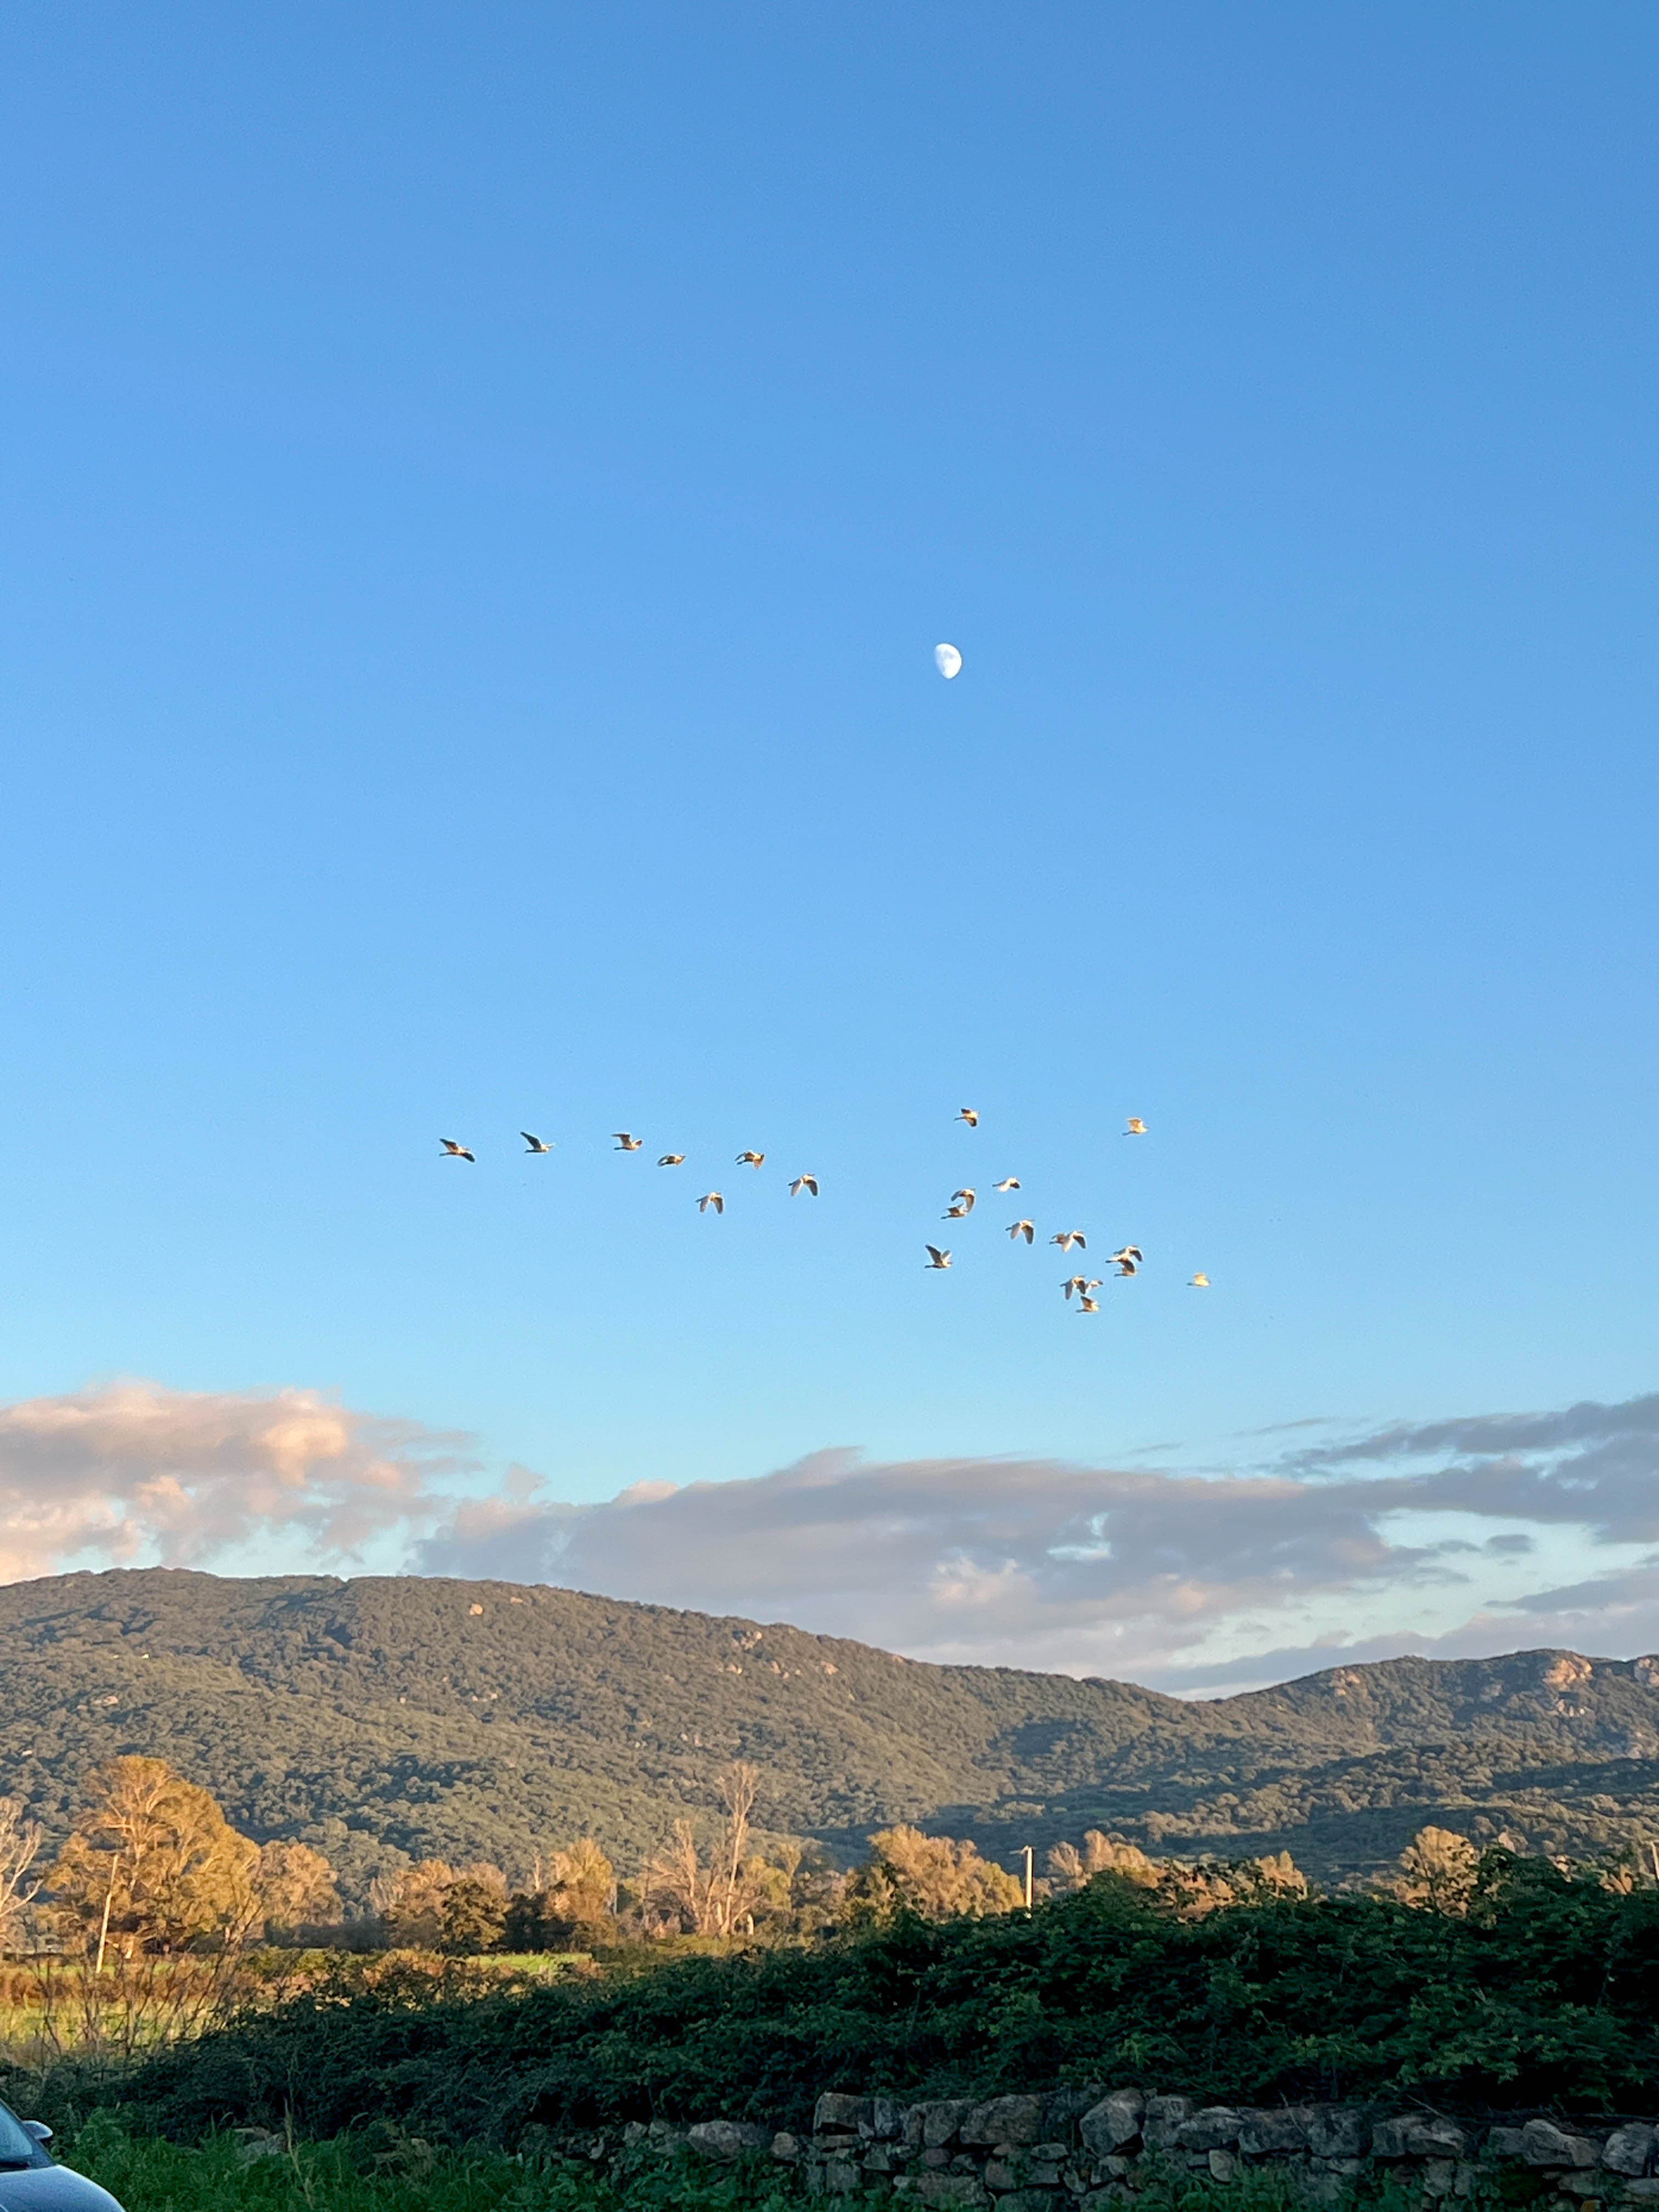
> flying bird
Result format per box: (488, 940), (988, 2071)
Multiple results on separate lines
(1109, 1245), (1143, 1269)
(735, 1151), (765, 1169)
(1077, 1295), (1101, 1314)
(956, 1107), (979, 1127)
(934, 642), (962, 680)
(1007, 1219), (1035, 1243)
(943, 1203), (969, 1220)
(521, 1132), (554, 1153)
(1124, 1118), (1148, 1136)
(613, 1133), (643, 1151)
(1061, 1276), (1088, 1300)
(1189, 1272), (1210, 1288)
(698, 1192), (724, 1214)
(1051, 1230), (1087, 1254)
(439, 1139), (475, 1161)
(790, 1173), (820, 1197)
(924, 1245), (952, 1269)
(951, 1188), (976, 1214)
(992, 1177), (1020, 1192)
(657, 1154), (686, 1167)
(1112, 1256), (1139, 1278)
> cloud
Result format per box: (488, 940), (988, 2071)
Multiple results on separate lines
(0, 1380), (469, 1579)
(3, 1379), (1658, 1696)
(418, 1396), (1659, 1691)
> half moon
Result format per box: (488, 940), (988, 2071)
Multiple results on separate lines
(934, 642), (962, 679)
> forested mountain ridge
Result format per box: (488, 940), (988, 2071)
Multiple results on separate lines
(0, 1568), (1655, 1899)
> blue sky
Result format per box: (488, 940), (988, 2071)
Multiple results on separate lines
(2, 5), (1658, 1674)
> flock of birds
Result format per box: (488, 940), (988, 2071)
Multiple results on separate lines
(438, 1105), (1211, 1312)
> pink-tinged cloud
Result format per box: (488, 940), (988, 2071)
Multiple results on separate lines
(0, 1379), (468, 1578)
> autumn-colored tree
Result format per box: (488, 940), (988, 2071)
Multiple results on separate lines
(253, 1841), (341, 1937)
(641, 1764), (780, 1936)
(1394, 1825), (1480, 1915)
(371, 1858), (507, 1949)
(0, 1798), (44, 1953)
(370, 1858), (456, 1946)
(853, 1826), (1024, 1921)
(48, 1758), (259, 1958)
(1047, 1831), (1162, 1892)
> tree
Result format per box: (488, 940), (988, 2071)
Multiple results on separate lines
(48, 1757), (259, 1958)
(372, 1858), (507, 1950)
(1395, 1825), (1480, 1915)
(853, 1827), (1024, 1921)
(640, 1768), (780, 1937)
(253, 1842), (341, 1938)
(370, 1859), (456, 1948)
(0, 1798), (43, 1953)
(1047, 1831), (1161, 1893)
(438, 1876), (508, 1955)
(547, 1837), (614, 1928)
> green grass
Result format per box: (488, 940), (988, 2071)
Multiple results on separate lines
(60, 2119), (807, 2212)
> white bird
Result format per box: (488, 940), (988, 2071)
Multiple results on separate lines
(1007, 1219), (1035, 1243)
(956, 1107), (979, 1127)
(1112, 1256), (1139, 1278)
(790, 1173), (819, 1197)
(735, 1151), (765, 1169)
(698, 1192), (724, 1214)
(1078, 1295), (1101, 1314)
(943, 1203), (969, 1220)
(1051, 1229), (1087, 1254)
(439, 1139), (475, 1161)
(1189, 1272), (1211, 1288)
(613, 1133), (643, 1151)
(1124, 1117), (1148, 1136)
(1109, 1245), (1143, 1269)
(521, 1132), (554, 1153)
(1062, 1275), (1088, 1299)
(924, 1245), (952, 1268)
(992, 1177), (1020, 1192)
(934, 642), (962, 680)
(951, 1188), (976, 1214)
(658, 1153), (686, 1167)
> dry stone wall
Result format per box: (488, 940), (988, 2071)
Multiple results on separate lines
(546, 2090), (1659, 2209)
(793, 2092), (1659, 2209)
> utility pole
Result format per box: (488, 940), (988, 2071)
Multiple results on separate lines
(1021, 1846), (1034, 1909)
(1648, 1839), (1658, 1886)
(94, 1849), (120, 1977)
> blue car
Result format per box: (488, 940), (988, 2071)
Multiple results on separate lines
(0, 2102), (122, 2212)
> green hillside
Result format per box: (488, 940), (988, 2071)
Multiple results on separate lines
(0, 1568), (1655, 1899)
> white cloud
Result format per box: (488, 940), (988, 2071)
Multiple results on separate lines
(417, 1396), (1659, 1691)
